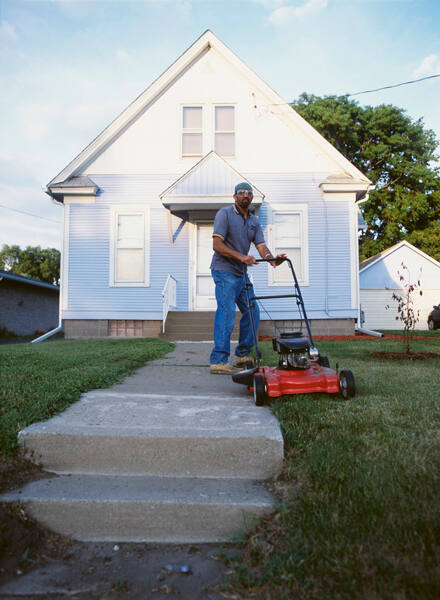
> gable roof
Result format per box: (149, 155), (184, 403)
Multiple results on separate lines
(0, 270), (59, 291)
(160, 151), (264, 211)
(360, 241), (440, 273)
(47, 30), (371, 191)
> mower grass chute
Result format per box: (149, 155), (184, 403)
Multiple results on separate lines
(232, 258), (355, 405)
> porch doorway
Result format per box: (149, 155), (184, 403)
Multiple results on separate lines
(194, 222), (216, 310)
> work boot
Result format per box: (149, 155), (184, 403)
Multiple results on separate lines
(235, 355), (254, 367)
(210, 363), (242, 375)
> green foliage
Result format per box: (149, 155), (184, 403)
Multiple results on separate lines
(229, 339), (440, 599)
(0, 244), (60, 285)
(0, 338), (173, 457)
(292, 94), (440, 262)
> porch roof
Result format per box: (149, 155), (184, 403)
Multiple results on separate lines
(160, 151), (264, 211)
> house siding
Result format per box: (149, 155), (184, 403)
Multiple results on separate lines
(65, 175), (188, 318)
(63, 174), (356, 322)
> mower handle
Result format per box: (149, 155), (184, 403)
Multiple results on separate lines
(252, 257), (317, 351)
(255, 256), (288, 266)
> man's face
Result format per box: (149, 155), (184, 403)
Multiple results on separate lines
(234, 189), (253, 210)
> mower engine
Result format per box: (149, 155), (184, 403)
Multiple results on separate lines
(272, 332), (311, 370)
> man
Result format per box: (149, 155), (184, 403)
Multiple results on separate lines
(209, 182), (285, 374)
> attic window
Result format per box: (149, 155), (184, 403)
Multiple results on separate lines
(182, 106), (203, 156)
(215, 105), (235, 157)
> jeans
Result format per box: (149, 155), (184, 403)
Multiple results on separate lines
(210, 269), (260, 365)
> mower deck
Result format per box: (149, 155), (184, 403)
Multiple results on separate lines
(253, 364), (340, 398)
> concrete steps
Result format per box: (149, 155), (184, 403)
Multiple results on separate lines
(16, 392), (283, 480)
(1, 474), (274, 542)
(3, 379), (284, 541)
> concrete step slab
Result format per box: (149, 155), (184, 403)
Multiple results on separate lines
(1, 474), (276, 542)
(19, 393), (284, 479)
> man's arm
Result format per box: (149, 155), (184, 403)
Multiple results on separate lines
(212, 236), (256, 266)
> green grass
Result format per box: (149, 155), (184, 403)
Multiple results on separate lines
(0, 338), (173, 457)
(228, 337), (440, 599)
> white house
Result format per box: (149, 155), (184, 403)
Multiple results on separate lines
(46, 30), (372, 339)
(360, 241), (440, 330)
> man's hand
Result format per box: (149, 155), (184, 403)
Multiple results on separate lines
(268, 253), (287, 268)
(241, 255), (257, 266)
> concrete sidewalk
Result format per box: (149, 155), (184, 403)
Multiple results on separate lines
(2, 341), (284, 542)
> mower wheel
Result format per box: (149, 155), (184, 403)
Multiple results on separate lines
(246, 359), (255, 369)
(339, 369), (355, 399)
(428, 319), (436, 331)
(318, 355), (330, 368)
(253, 374), (267, 407)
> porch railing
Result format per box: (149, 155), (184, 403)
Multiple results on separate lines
(162, 274), (177, 333)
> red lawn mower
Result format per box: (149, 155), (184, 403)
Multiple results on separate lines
(232, 258), (355, 406)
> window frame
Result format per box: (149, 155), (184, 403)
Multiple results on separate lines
(268, 203), (309, 287)
(213, 104), (236, 158)
(109, 205), (150, 287)
(181, 104), (204, 158)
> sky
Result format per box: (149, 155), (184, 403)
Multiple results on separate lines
(0, 0), (439, 251)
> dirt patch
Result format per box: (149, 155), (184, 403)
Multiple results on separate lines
(371, 351), (440, 361)
(0, 453), (49, 495)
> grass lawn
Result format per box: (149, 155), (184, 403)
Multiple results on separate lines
(0, 338), (173, 459)
(228, 336), (440, 599)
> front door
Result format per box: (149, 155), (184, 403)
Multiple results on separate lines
(194, 222), (216, 310)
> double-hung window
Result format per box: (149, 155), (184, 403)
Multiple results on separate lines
(182, 106), (203, 156)
(214, 105), (235, 157)
(269, 204), (309, 286)
(110, 206), (150, 287)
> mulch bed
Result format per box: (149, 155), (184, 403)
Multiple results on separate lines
(371, 351), (440, 361)
(260, 334), (439, 342)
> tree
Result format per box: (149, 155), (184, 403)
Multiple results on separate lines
(386, 263), (423, 354)
(0, 244), (60, 285)
(292, 94), (440, 261)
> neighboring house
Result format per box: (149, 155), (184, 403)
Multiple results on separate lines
(0, 270), (59, 337)
(360, 241), (440, 330)
(45, 30), (372, 339)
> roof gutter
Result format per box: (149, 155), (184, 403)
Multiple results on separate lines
(355, 183), (374, 204)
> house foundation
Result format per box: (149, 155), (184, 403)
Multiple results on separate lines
(64, 317), (355, 339)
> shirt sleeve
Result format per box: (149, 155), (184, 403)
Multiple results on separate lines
(253, 220), (265, 247)
(212, 208), (228, 241)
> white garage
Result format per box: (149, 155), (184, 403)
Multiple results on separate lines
(360, 241), (440, 331)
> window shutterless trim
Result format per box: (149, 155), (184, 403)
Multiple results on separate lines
(109, 205), (150, 287)
(268, 203), (309, 287)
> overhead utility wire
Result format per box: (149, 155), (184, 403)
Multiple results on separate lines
(265, 73), (440, 106)
(0, 203), (60, 224)
(346, 74), (440, 97)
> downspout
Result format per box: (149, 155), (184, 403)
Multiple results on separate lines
(355, 184), (383, 338)
(31, 322), (63, 343)
(31, 280), (63, 343)
(355, 324), (383, 338)
(32, 187), (64, 343)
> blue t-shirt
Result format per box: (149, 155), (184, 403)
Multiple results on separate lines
(210, 204), (265, 277)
